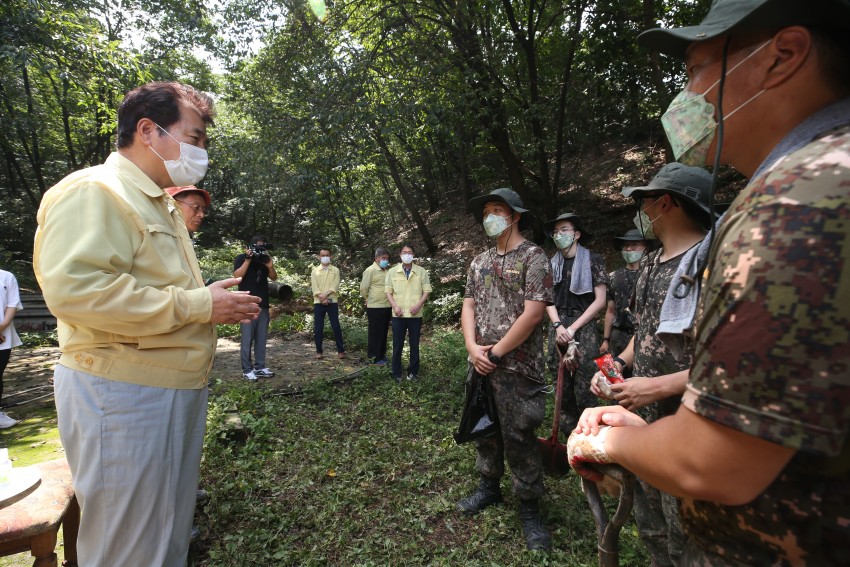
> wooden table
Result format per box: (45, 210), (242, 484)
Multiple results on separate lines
(0, 459), (78, 567)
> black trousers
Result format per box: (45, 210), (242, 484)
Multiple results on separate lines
(366, 307), (392, 362)
(0, 348), (9, 405)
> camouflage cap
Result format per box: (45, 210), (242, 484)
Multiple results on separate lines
(468, 187), (532, 229)
(622, 162), (714, 220)
(543, 213), (593, 244)
(166, 185), (211, 208)
(638, 0), (850, 59)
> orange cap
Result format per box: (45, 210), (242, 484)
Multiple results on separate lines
(165, 186), (211, 208)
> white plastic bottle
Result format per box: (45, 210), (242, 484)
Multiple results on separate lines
(0, 448), (11, 488)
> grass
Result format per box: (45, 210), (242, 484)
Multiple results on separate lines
(195, 329), (649, 566)
(0, 325), (649, 567)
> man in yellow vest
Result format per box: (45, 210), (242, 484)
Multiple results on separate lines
(385, 244), (431, 382)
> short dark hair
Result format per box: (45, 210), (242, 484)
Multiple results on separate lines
(250, 235), (267, 245)
(116, 82), (215, 149)
(810, 26), (850, 94)
(400, 243), (414, 254)
(375, 247), (389, 257)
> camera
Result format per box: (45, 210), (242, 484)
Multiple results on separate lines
(248, 242), (274, 263)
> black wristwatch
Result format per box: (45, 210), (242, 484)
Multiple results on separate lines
(552, 321), (562, 329)
(487, 351), (502, 364)
(613, 356), (627, 369)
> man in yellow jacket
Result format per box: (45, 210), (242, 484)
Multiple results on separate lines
(385, 244), (432, 382)
(360, 247), (391, 365)
(33, 81), (260, 566)
(311, 248), (345, 359)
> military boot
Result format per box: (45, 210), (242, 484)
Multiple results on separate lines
(456, 475), (503, 515)
(519, 499), (551, 551)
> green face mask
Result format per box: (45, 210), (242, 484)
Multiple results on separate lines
(553, 232), (575, 250)
(661, 40), (770, 167)
(622, 250), (644, 264)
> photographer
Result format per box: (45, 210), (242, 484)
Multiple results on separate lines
(233, 235), (278, 380)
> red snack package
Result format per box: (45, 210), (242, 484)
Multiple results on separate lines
(594, 353), (624, 384)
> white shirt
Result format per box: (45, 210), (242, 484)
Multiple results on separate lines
(0, 270), (23, 350)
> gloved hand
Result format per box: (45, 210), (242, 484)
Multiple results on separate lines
(567, 425), (612, 482)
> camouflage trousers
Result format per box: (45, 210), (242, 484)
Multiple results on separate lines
(471, 367), (547, 501)
(547, 313), (603, 433)
(633, 478), (685, 567)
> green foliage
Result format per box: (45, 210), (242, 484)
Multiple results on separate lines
(427, 291), (464, 326)
(198, 328), (650, 565)
(17, 330), (58, 349)
(337, 277), (365, 317)
(338, 314), (369, 353)
(268, 313), (307, 335)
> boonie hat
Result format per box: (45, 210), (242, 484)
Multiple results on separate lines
(166, 185), (211, 208)
(543, 213), (593, 244)
(468, 188), (532, 230)
(612, 228), (647, 248)
(639, 0), (850, 59)
(622, 162), (714, 220)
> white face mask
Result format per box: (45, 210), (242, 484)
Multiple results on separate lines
(401, 253), (414, 264)
(320, 256), (331, 265)
(148, 123), (209, 186)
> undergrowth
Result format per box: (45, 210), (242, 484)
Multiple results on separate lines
(196, 329), (648, 566)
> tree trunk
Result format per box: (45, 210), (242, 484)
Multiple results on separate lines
(371, 125), (437, 254)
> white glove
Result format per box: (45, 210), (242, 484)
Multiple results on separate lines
(567, 425), (612, 482)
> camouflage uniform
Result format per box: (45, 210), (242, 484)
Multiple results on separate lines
(681, 124), (850, 565)
(607, 267), (639, 357)
(631, 247), (696, 566)
(546, 252), (607, 433)
(464, 240), (553, 499)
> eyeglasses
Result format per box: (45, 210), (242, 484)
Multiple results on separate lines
(552, 228), (576, 236)
(175, 200), (208, 215)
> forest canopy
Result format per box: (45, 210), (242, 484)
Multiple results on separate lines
(0, 0), (711, 262)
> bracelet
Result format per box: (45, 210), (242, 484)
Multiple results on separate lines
(602, 337), (610, 342)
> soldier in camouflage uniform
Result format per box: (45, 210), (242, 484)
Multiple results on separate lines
(544, 213), (607, 434)
(569, 1), (850, 564)
(593, 163), (714, 566)
(456, 188), (554, 551)
(601, 229), (648, 360)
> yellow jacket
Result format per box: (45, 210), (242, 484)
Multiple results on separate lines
(385, 264), (432, 318)
(33, 152), (215, 389)
(311, 264), (340, 304)
(360, 262), (390, 308)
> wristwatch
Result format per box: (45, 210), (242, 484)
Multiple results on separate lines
(613, 356), (627, 369)
(487, 351), (502, 364)
(552, 321), (562, 329)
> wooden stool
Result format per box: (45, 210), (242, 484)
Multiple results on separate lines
(0, 458), (79, 567)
